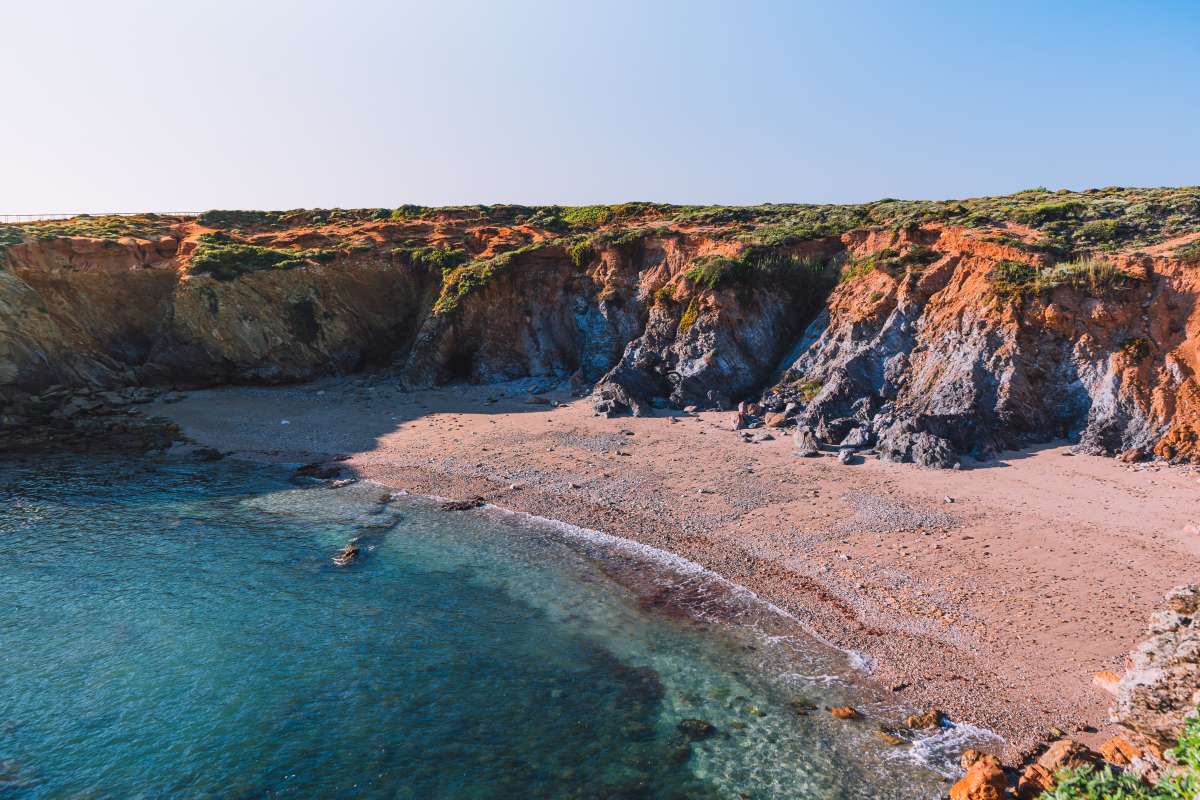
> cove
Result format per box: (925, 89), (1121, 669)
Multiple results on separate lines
(0, 456), (984, 798)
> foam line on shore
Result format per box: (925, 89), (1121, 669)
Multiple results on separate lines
(381, 483), (872, 671)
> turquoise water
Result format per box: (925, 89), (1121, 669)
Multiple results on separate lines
(0, 456), (984, 798)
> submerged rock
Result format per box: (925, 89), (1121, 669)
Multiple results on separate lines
(676, 718), (717, 740)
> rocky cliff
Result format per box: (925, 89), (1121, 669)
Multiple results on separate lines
(2, 188), (1199, 464)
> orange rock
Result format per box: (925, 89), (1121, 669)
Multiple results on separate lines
(950, 760), (1007, 800)
(1099, 735), (1143, 767)
(830, 706), (860, 720)
(1118, 446), (1149, 463)
(1092, 670), (1122, 695)
(764, 411), (788, 428)
(905, 708), (948, 729)
(1017, 739), (1101, 799)
(1016, 764), (1054, 799)
(960, 748), (1002, 771)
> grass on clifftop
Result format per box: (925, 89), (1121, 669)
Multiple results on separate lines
(188, 233), (337, 280)
(5, 214), (183, 242)
(1039, 710), (1200, 799)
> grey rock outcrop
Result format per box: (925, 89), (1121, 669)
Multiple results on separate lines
(1113, 584), (1200, 747)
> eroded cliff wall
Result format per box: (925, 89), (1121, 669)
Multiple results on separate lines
(1, 190), (1198, 464)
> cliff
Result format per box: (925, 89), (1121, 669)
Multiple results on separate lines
(2, 187), (1199, 465)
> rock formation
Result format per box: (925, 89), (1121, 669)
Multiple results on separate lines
(1113, 584), (1200, 748)
(2, 189), (1199, 464)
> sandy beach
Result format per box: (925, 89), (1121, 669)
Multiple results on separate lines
(151, 375), (1200, 762)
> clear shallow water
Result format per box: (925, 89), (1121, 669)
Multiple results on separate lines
(0, 456), (989, 799)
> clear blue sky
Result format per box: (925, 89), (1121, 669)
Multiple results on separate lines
(3, 0), (1197, 211)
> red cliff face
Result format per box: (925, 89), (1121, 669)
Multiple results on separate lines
(1, 193), (1198, 464)
(770, 225), (1200, 465)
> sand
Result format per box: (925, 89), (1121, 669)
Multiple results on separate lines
(150, 375), (1200, 762)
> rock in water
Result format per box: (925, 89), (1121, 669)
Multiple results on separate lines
(676, 718), (717, 740)
(904, 708), (947, 729)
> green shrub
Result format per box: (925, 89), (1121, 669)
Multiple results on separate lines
(1013, 200), (1087, 224)
(0, 225), (22, 266)
(839, 245), (938, 283)
(567, 240), (594, 268)
(1175, 240), (1200, 262)
(394, 245), (468, 272)
(686, 249), (834, 291)
(561, 206), (614, 230)
(559, 203), (658, 231)
(433, 242), (551, 314)
(593, 227), (650, 250)
(390, 205), (425, 220)
(797, 379), (823, 402)
(188, 233), (334, 280)
(685, 256), (739, 290)
(1040, 709), (1200, 799)
(1078, 219), (1124, 243)
(991, 260), (1040, 295)
(678, 297), (700, 332)
(653, 284), (676, 305)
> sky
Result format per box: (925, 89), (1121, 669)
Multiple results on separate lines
(2, 0), (1198, 211)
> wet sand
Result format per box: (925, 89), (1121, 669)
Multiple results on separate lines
(151, 376), (1200, 762)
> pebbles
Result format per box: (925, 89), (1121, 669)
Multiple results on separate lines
(836, 489), (958, 534)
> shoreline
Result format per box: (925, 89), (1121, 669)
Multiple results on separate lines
(147, 375), (1200, 763)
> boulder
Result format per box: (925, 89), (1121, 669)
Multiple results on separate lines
(1098, 735), (1143, 767)
(950, 760), (1007, 800)
(839, 426), (873, 449)
(1113, 584), (1200, 747)
(1016, 739), (1101, 799)
(816, 416), (858, 444)
(764, 411), (789, 428)
(960, 749), (1001, 771)
(1119, 447), (1150, 463)
(904, 708), (947, 730)
(794, 426), (821, 456)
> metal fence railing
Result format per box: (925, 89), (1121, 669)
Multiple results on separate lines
(0, 212), (199, 224)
